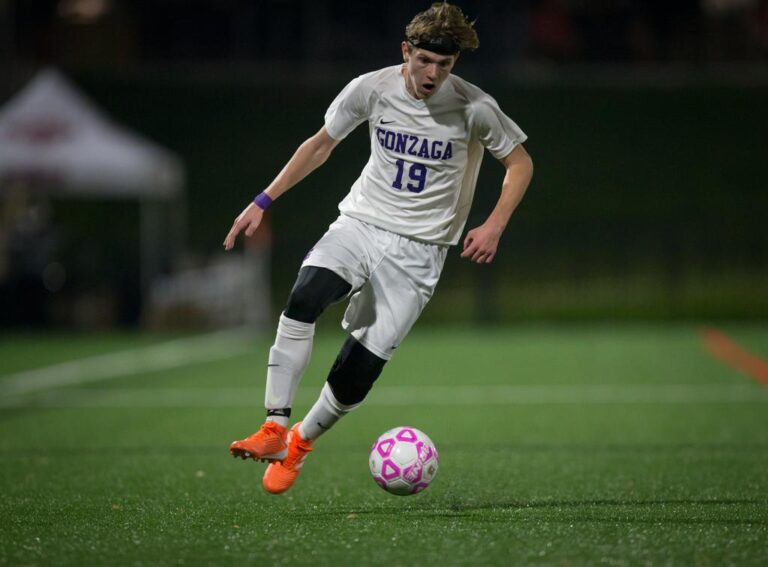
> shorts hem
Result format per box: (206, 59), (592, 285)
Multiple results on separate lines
(349, 330), (395, 361)
(301, 260), (357, 297)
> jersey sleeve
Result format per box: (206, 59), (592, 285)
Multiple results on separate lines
(324, 75), (372, 141)
(470, 94), (528, 160)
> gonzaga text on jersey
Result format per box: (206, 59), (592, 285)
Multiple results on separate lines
(375, 126), (454, 161)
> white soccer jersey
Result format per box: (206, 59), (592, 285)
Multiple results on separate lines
(324, 64), (527, 246)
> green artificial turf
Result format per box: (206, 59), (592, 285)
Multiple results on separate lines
(1, 324), (767, 565)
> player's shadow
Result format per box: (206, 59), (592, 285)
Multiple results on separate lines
(447, 498), (764, 510)
(297, 497), (767, 525)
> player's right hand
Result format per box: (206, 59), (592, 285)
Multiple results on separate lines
(223, 202), (264, 250)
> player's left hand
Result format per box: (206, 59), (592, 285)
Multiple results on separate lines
(461, 224), (502, 264)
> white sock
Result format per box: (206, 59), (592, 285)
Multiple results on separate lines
(299, 382), (361, 441)
(264, 313), (315, 426)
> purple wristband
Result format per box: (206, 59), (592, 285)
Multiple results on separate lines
(253, 192), (273, 210)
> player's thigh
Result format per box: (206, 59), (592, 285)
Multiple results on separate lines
(342, 239), (447, 360)
(301, 215), (381, 292)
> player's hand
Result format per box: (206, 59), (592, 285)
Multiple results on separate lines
(461, 224), (502, 264)
(223, 203), (264, 251)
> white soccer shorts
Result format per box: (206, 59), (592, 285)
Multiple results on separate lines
(302, 214), (448, 360)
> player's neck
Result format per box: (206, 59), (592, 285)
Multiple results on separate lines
(400, 65), (421, 100)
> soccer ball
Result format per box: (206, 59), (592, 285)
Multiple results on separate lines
(369, 426), (439, 495)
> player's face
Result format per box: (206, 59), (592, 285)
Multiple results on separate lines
(401, 43), (458, 99)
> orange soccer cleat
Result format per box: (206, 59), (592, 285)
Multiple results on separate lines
(262, 423), (313, 494)
(229, 421), (288, 462)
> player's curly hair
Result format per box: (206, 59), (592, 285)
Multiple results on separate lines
(405, 2), (479, 52)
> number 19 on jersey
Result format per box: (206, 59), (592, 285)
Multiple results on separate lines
(392, 160), (427, 194)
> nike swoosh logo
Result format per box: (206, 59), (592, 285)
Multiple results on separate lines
(380, 119), (395, 124)
(316, 422), (330, 430)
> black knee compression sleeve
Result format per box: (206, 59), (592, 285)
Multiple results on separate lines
(326, 336), (387, 405)
(284, 266), (352, 323)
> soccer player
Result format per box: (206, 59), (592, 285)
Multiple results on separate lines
(224, 2), (533, 494)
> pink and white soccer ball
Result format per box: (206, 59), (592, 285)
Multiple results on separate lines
(369, 426), (439, 495)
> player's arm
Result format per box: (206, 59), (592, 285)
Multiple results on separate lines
(461, 144), (533, 264)
(223, 126), (341, 250)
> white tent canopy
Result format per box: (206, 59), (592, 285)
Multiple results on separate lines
(0, 69), (186, 308)
(0, 68), (183, 197)
(0, 70), (269, 330)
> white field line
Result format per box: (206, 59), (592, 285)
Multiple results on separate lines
(367, 384), (768, 405)
(1, 383), (766, 408)
(0, 330), (253, 397)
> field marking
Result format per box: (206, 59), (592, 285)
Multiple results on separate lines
(701, 327), (768, 385)
(1, 383), (766, 408)
(0, 330), (253, 397)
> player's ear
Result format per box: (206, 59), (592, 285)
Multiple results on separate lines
(401, 41), (410, 62)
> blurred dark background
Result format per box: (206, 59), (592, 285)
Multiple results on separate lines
(1, 0), (766, 329)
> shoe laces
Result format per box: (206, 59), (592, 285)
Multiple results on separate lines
(284, 431), (312, 468)
(261, 421), (283, 435)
